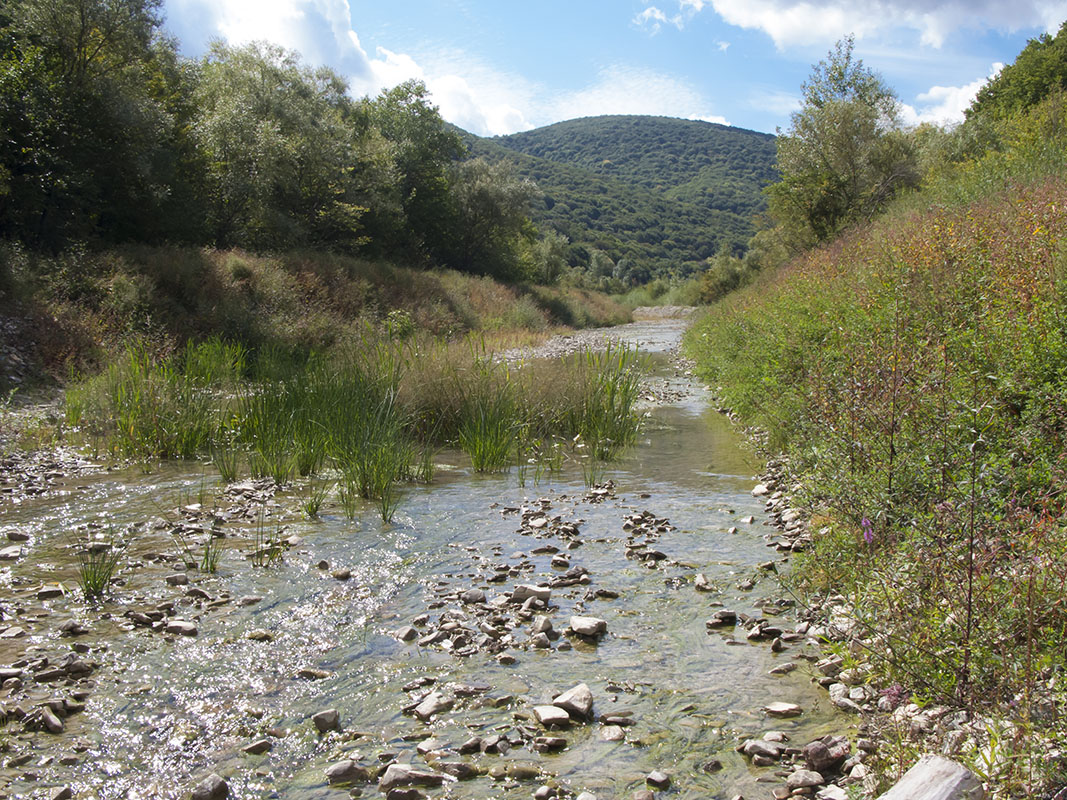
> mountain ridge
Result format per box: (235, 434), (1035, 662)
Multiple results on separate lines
(461, 114), (778, 281)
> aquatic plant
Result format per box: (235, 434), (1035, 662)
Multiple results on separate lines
(249, 512), (284, 567)
(300, 477), (333, 519)
(72, 526), (125, 600)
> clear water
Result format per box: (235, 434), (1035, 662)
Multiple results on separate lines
(0, 318), (849, 800)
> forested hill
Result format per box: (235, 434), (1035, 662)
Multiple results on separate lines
(464, 116), (777, 281)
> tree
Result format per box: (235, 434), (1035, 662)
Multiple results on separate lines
(366, 80), (464, 263)
(192, 42), (393, 251)
(0, 0), (182, 248)
(765, 36), (918, 248)
(446, 157), (537, 278)
(529, 229), (568, 284)
(968, 22), (1067, 121)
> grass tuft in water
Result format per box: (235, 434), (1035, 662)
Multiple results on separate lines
(301, 477), (333, 519)
(72, 527), (125, 600)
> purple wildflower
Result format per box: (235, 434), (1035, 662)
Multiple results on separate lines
(861, 516), (874, 545)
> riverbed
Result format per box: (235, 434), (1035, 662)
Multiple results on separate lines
(0, 316), (849, 800)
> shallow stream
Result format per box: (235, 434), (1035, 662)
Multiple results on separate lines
(0, 317), (850, 800)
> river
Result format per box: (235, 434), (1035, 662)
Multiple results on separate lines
(0, 315), (847, 800)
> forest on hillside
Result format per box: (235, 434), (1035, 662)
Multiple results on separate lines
(0, 0), (779, 292)
(465, 117), (776, 285)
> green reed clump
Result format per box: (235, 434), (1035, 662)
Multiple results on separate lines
(300, 477), (332, 519)
(66, 340), (240, 460)
(71, 526), (125, 599)
(457, 356), (516, 472)
(249, 512), (284, 567)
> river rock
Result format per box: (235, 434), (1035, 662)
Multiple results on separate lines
(569, 616), (606, 637)
(553, 683), (594, 720)
(242, 738), (272, 755)
(742, 739), (785, 760)
(533, 736), (567, 752)
(165, 619), (198, 636)
(49, 788), (73, 800)
(816, 786), (849, 800)
(378, 765), (445, 791)
(395, 626), (419, 642)
(414, 692), (453, 721)
(786, 769), (824, 790)
(601, 725), (625, 741)
(533, 705), (571, 728)
(312, 708), (340, 733)
(461, 588), (486, 604)
(828, 683), (863, 713)
(0, 545), (22, 560)
(706, 610), (737, 628)
(438, 762), (478, 780)
(191, 773), (229, 800)
(804, 737), (850, 773)
(531, 615), (555, 636)
(512, 585), (551, 604)
(764, 702), (802, 718)
(693, 573), (713, 592)
(646, 771), (671, 789)
(325, 759), (370, 785)
(39, 707), (65, 734)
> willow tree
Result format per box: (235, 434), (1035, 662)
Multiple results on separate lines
(766, 37), (918, 249)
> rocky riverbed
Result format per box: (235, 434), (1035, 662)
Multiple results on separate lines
(1, 312), (878, 800)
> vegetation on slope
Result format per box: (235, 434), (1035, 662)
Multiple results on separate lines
(687, 26), (1067, 796)
(466, 116), (777, 286)
(0, 245), (630, 389)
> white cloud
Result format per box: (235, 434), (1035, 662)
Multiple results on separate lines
(750, 88), (803, 117)
(635, 6), (673, 33)
(898, 62), (1004, 126)
(634, 0), (710, 32)
(549, 65), (729, 126)
(688, 0), (1067, 49)
(716, 40), (730, 52)
(165, 0), (729, 135)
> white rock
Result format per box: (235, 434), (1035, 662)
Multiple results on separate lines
(763, 702), (802, 718)
(553, 683), (593, 719)
(569, 616), (607, 637)
(533, 705), (571, 728)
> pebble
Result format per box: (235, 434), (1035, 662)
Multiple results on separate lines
(164, 619), (198, 637)
(326, 760), (370, 785)
(378, 765), (444, 791)
(312, 708), (340, 733)
(600, 725), (625, 741)
(786, 769), (824, 790)
(533, 705), (571, 728)
(553, 683), (594, 720)
(191, 773), (229, 800)
(646, 771), (671, 790)
(242, 739), (272, 755)
(763, 701), (802, 718)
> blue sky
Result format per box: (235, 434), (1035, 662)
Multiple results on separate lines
(162, 0), (1067, 136)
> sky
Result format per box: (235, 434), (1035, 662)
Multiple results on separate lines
(161, 0), (1067, 137)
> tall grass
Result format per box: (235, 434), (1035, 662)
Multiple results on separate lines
(69, 332), (645, 517)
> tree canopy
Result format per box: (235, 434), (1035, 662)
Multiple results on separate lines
(764, 37), (918, 248)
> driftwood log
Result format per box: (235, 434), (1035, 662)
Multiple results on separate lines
(877, 755), (985, 800)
